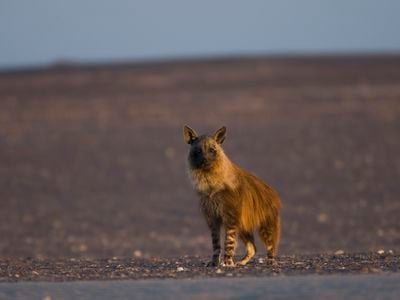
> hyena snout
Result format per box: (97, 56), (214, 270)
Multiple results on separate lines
(190, 150), (210, 168)
(190, 146), (217, 169)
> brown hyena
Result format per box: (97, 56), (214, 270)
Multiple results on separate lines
(183, 125), (281, 267)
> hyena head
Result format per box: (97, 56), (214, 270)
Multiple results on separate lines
(183, 126), (227, 170)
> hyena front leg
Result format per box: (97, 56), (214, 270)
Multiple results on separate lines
(206, 219), (222, 267)
(223, 226), (237, 267)
(236, 232), (256, 266)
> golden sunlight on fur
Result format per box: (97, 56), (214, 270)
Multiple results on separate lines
(184, 126), (281, 267)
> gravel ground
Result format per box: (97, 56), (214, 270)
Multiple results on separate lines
(1, 252), (399, 282)
(0, 56), (399, 284)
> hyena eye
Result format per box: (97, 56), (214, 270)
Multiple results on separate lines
(208, 148), (216, 154)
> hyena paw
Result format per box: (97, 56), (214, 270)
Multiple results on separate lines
(206, 260), (219, 267)
(206, 254), (221, 267)
(236, 259), (249, 266)
(222, 259), (235, 267)
(267, 257), (278, 266)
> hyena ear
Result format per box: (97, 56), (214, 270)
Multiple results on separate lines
(213, 126), (227, 144)
(183, 125), (198, 144)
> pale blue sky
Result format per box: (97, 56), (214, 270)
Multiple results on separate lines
(1, 0), (400, 69)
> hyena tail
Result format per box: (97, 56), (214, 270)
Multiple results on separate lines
(273, 216), (281, 256)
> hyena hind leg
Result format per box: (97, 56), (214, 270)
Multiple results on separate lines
(236, 232), (256, 266)
(258, 221), (280, 260)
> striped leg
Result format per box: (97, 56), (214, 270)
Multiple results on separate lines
(223, 226), (237, 267)
(206, 220), (222, 267)
(258, 219), (280, 261)
(236, 232), (256, 266)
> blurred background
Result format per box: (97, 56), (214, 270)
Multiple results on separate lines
(0, 1), (399, 259)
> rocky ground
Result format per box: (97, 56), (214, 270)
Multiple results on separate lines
(0, 55), (399, 283)
(1, 252), (399, 282)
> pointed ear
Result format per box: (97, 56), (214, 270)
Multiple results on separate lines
(183, 125), (198, 144)
(213, 126), (227, 144)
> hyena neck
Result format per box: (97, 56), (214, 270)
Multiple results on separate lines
(189, 152), (238, 197)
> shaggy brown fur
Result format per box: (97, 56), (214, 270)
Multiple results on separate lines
(183, 126), (281, 267)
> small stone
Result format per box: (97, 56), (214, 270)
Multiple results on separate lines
(317, 213), (329, 223)
(388, 250), (394, 254)
(370, 268), (381, 273)
(258, 258), (265, 264)
(334, 250), (344, 255)
(78, 244), (88, 252)
(361, 267), (370, 273)
(176, 267), (184, 272)
(133, 250), (142, 257)
(377, 249), (385, 254)
(32, 270), (40, 276)
(216, 268), (223, 274)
